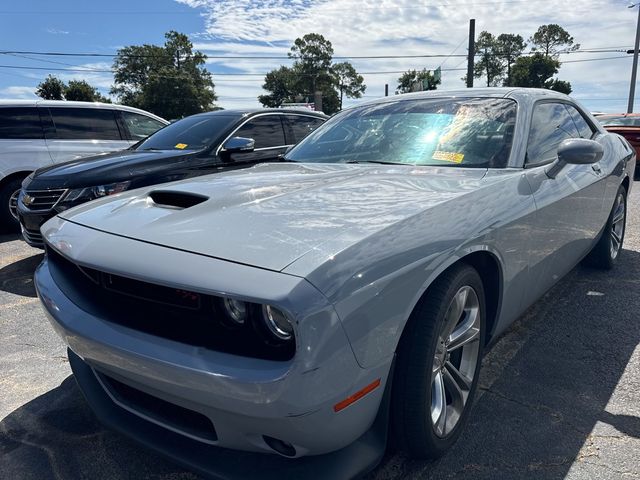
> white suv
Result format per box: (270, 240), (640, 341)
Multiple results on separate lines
(0, 100), (168, 230)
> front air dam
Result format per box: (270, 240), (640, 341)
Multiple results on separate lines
(68, 349), (394, 480)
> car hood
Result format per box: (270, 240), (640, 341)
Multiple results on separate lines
(57, 163), (489, 273)
(29, 149), (200, 189)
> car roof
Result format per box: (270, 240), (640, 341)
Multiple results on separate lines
(0, 99), (168, 123)
(351, 87), (574, 108)
(194, 108), (329, 119)
(597, 113), (640, 117)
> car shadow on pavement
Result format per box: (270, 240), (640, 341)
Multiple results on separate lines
(0, 233), (19, 244)
(0, 375), (201, 480)
(0, 253), (43, 298)
(1, 250), (639, 480)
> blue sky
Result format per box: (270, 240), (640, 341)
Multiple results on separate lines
(0, 0), (638, 113)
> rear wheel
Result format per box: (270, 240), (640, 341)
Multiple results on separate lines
(392, 264), (485, 459)
(0, 177), (23, 232)
(584, 185), (627, 270)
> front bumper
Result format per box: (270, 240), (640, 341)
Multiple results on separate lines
(68, 348), (391, 479)
(34, 225), (393, 468)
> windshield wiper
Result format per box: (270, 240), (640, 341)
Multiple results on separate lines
(345, 160), (407, 165)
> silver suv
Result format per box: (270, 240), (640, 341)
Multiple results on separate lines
(0, 100), (168, 230)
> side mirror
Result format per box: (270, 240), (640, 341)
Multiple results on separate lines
(546, 138), (604, 179)
(222, 136), (255, 153)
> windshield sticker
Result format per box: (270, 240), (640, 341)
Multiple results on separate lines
(432, 151), (464, 163)
(175, 143), (188, 149)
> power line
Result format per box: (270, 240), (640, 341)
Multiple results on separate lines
(0, 48), (633, 60)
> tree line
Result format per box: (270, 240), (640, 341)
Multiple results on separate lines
(34, 25), (580, 118)
(470, 24), (578, 93)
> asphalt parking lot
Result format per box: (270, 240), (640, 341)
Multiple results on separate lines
(1, 182), (639, 480)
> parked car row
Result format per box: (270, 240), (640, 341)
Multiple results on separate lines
(16, 108), (326, 246)
(31, 88), (635, 479)
(0, 100), (168, 230)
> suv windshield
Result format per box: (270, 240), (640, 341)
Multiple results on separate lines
(287, 97), (517, 168)
(135, 114), (238, 151)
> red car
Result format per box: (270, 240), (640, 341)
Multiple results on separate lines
(596, 113), (640, 178)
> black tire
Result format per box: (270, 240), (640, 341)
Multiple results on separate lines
(391, 264), (486, 459)
(0, 177), (23, 233)
(583, 185), (627, 270)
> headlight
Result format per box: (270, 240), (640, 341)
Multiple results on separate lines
(220, 297), (248, 326)
(56, 181), (131, 211)
(261, 304), (293, 341)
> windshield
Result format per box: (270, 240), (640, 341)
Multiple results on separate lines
(597, 115), (640, 127)
(135, 114), (238, 151)
(286, 97), (517, 168)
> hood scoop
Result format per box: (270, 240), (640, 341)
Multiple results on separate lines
(149, 190), (208, 210)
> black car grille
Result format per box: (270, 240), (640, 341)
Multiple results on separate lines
(96, 370), (218, 443)
(23, 189), (67, 211)
(46, 247), (294, 361)
(21, 226), (43, 246)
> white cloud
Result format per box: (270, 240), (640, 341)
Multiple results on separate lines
(45, 28), (70, 35)
(0, 86), (39, 99)
(177, 0), (640, 112)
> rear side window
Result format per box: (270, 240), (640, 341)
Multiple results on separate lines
(48, 107), (122, 140)
(0, 107), (43, 139)
(286, 115), (325, 143)
(122, 111), (166, 140)
(564, 104), (594, 139)
(234, 115), (286, 149)
(526, 102), (580, 166)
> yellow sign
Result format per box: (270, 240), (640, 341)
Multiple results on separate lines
(175, 143), (188, 149)
(432, 151), (464, 164)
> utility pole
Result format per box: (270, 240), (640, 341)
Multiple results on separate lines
(628, 4), (640, 113)
(385, 84), (389, 96)
(467, 19), (476, 88)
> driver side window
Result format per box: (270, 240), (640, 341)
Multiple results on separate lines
(526, 103), (580, 166)
(233, 116), (286, 149)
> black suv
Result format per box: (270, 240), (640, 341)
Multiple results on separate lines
(18, 109), (327, 247)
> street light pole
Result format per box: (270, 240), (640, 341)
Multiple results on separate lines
(627, 3), (640, 113)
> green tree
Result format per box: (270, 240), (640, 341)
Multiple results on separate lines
(332, 62), (366, 109)
(530, 24), (579, 58)
(259, 33), (366, 114)
(396, 68), (440, 94)
(473, 31), (504, 87)
(65, 80), (111, 102)
(258, 66), (297, 107)
(111, 30), (217, 119)
(35, 75), (65, 100)
(495, 34), (526, 86)
(509, 53), (572, 92)
(288, 33), (334, 97)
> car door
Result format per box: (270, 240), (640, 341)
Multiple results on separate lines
(42, 106), (130, 164)
(223, 114), (288, 165)
(521, 101), (606, 306)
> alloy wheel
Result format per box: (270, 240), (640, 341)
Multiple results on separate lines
(8, 189), (19, 221)
(610, 192), (626, 260)
(431, 285), (481, 438)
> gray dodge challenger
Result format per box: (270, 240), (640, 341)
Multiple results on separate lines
(35, 88), (635, 478)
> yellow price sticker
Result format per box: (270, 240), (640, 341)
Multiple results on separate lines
(175, 143), (188, 149)
(432, 151), (464, 164)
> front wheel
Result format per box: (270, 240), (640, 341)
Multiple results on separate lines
(584, 185), (627, 270)
(0, 177), (23, 233)
(391, 264), (485, 459)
